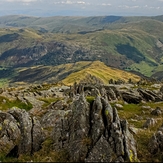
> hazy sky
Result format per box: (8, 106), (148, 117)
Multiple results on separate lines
(0, 0), (163, 17)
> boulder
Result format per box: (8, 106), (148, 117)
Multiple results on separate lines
(8, 108), (33, 155)
(148, 124), (163, 154)
(151, 107), (162, 116)
(143, 118), (157, 128)
(0, 88), (3, 94)
(138, 88), (155, 102)
(0, 111), (21, 157)
(121, 92), (142, 104)
(115, 103), (123, 109)
(104, 86), (122, 101)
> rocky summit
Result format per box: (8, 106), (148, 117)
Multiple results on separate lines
(0, 81), (163, 162)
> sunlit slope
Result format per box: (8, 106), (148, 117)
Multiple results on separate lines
(0, 17), (163, 78)
(62, 61), (141, 85)
(9, 61), (140, 86)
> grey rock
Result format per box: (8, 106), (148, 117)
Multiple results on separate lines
(8, 108), (33, 155)
(121, 92), (142, 104)
(90, 96), (105, 145)
(42, 87), (138, 162)
(151, 107), (162, 116)
(143, 118), (157, 128)
(138, 88), (155, 102)
(115, 103), (123, 109)
(148, 124), (163, 154)
(68, 94), (90, 161)
(32, 116), (44, 153)
(0, 111), (21, 157)
(104, 86), (122, 101)
(85, 135), (113, 162)
(0, 88), (3, 94)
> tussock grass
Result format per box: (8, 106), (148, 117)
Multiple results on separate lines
(116, 101), (163, 162)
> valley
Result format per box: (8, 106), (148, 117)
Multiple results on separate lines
(0, 15), (163, 87)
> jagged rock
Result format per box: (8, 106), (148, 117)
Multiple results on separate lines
(41, 109), (65, 129)
(8, 108), (33, 155)
(151, 107), (162, 116)
(32, 116), (45, 153)
(90, 96), (105, 145)
(148, 133), (160, 154)
(121, 119), (138, 162)
(110, 107), (124, 157)
(160, 85), (163, 93)
(49, 92), (138, 162)
(52, 109), (72, 150)
(85, 135), (114, 162)
(143, 118), (157, 128)
(121, 92), (142, 104)
(7, 107), (44, 155)
(0, 108), (44, 157)
(68, 94), (90, 162)
(90, 88), (100, 97)
(104, 86), (122, 101)
(138, 88), (156, 102)
(0, 88), (3, 94)
(145, 89), (162, 102)
(99, 87), (107, 98)
(0, 111), (21, 157)
(148, 124), (163, 154)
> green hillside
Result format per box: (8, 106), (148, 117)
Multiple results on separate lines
(0, 61), (140, 87)
(0, 15), (163, 82)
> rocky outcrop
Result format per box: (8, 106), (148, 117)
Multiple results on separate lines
(138, 88), (162, 102)
(143, 118), (157, 129)
(121, 91), (142, 104)
(151, 107), (162, 116)
(148, 124), (163, 154)
(48, 92), (138, 162)
(0, 88), (3, 94)
(0, 108), (44, 157)
(0, 111), (21, 157)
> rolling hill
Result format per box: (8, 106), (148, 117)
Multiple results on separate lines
(1, 61), (140, 87)
(0, 15), (163, 85)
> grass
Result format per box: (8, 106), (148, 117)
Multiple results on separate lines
(128, 61), (156, 77)
(39, 97), (63, 108)
(0, 18), (162, 79)
(115, 101), (163, 162)
(6, 137), (70, 162)
(0, 96), (33, 111)
(62, 61), (141, 85)
(0, 79), (9, 88)
(86, 96), (95, 104)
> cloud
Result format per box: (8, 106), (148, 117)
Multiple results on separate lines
(54, 0), (86, 5)
(0, 0), (162, 16)
(101, 3), (111, 6)
(6, 0), (37, 2)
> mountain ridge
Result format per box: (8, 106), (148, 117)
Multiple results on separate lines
(0, 15), (163, 85)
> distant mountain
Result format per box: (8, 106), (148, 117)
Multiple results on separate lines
(0, 15), (163, 85)
(0, 15), (163, 33)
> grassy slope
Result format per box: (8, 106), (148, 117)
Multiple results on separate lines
(8, 61), (140, 87)
(0, 16), (163, 78)
(62, 61), (141, 85)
